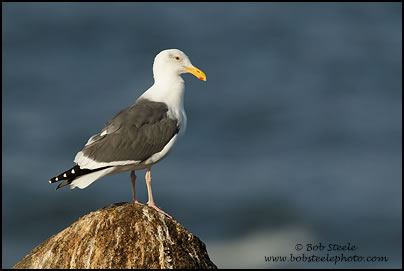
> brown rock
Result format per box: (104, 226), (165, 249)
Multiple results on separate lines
(13, 202), (217, 269)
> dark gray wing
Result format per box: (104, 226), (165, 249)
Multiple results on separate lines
(81, 98), (179, 163)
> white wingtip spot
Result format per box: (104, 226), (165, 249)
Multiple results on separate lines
(49, 180), (52, 183)
(71, 169), (75, 174)
(63, 173), (67, 178)
(55, 177), (58, 181)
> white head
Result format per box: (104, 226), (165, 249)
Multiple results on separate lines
(152, 49), (206, 83)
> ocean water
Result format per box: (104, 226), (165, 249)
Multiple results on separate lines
(2, 3), (402, 268)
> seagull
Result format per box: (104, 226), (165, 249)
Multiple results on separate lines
(49, 49), (206, 218)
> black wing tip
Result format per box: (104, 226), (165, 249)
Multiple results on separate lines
(56, 180), (70, 190)
(49, 177), (58, 184)
(49, 165), (80, 186)
(50, 165), (111, 190)
(49, 174), (65, 184)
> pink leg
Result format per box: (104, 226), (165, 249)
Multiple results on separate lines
(145, 167), (172, 218)
(130, 171), (141, 204)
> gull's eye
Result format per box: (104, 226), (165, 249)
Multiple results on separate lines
(174, 56), (181, 61)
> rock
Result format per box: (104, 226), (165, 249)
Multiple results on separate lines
(13, 202), (217, 269)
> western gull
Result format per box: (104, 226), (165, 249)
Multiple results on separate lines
(49, 49), (206, 218)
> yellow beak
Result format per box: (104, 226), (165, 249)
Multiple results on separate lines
(185, 65), (207, 81)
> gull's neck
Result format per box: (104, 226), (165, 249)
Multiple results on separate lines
(140, 72), (185, 112)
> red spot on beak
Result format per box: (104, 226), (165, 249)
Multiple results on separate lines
(199, 77), (204, 80)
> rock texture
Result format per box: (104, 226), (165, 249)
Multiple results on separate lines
(13, 202), (217, 269)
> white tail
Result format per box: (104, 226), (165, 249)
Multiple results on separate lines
(70, 167), (116, 189)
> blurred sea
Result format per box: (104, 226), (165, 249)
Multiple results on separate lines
(2, 3), (402, 268)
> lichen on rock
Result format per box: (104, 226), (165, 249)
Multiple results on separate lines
(13, 202), (217, 269)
